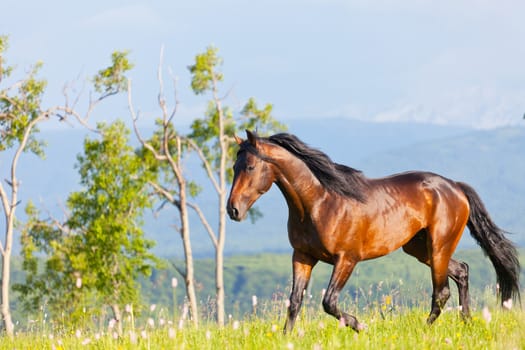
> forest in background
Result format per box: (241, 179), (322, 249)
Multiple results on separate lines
(9, 248), (525, 326)
(145, 249), (525, 317)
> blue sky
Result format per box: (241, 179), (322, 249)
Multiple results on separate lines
(3, 0), (525, 129)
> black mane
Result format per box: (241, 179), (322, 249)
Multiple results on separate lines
(266, 133), (368, 202)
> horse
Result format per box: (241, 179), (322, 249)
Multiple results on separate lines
(227, 130), (520, 333)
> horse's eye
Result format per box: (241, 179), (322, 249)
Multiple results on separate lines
(247, 165), (255, 172)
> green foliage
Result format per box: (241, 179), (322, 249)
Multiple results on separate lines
(67, 120), (159, 305)
(93, 51), (133, 96)
(188, 46), (223, 95)
(14, 202), (90, 323)
(0, 35), (47, 157)
(187, 46), (287, 182)
(239, 97), (286, 135)
(14, 121), (160, 325)
(0, 35), (13, 79)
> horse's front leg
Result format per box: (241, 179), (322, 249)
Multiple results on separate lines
(284, 250), (318, 334)
(323, 254), (365, 332)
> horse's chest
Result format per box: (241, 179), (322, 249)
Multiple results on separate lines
(287, 221), (335, 262)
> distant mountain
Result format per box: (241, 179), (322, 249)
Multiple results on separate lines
(3, 119), (524, 258)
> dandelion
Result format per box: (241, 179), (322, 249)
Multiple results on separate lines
(271, 324), (278, 332)
(159, 318), (166, 326)
(482, 306), (492, 324)
(75, 330), (82, 339)
(147, 318), (155, 328)
(168, 327), (176, 339)
(81, 338), (91, 345)
(125, 304), (133, 314)
(171, 278), (178, 288)
(503, 299), (513, 310)
(377, 280), (384, 291)
(108, 318), (116, 330)
(129, 331), (138, 344)
(232, 320), (240, 330)
(182, 304), (189, 320)
(75, 277), (82, 289)
(150, 304), (157, 312)
(252, 295), (258, 307)
(140, 330), (148, 340)
(384, 295), (392, 306)
(206, 330), (212, 340)
(286, 342), (294, 350)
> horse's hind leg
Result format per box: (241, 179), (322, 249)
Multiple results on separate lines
(447, 259), (470, 320)
(402, 231), (470, 321)
(322, 254), (365, 332)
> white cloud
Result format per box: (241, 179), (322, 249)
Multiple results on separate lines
(363, 86), (525, 129)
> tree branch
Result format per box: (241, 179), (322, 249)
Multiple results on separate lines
(186, 138), (220, 193)
(187, 201), (217, 248)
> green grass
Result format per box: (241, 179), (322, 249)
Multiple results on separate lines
(2, 305), (523, 349)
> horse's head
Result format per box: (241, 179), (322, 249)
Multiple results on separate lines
(227, 130), (275, 222)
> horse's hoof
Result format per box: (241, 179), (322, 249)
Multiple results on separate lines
(356, 322), (367, 332)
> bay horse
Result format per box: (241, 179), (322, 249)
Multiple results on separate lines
(227, 130), (520, 333)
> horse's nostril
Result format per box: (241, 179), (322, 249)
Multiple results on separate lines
(228, 204), (240, 220)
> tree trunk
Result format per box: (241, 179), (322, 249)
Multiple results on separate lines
(215, 92), (228, 326)
(215, 239), (225, 326)
(1, 210), (15, 337)
(179, 183), (199, 327)
(111, 304), (123, 336)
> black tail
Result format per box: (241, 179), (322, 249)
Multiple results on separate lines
(458, 182), (521, 305)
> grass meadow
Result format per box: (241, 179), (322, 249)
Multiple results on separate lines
(2, 290), (524, 350)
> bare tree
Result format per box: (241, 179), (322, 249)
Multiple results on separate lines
(128, 49), (199, 326)
(187, 46), (285, 326)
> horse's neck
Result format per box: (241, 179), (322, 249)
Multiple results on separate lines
(273, 154), (326, 221)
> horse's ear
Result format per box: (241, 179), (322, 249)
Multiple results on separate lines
(234, 134), (243, 145)
(246, 130), (258, 147)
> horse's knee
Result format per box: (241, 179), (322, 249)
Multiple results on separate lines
(322, 295), (337, 316)
(458, 262), (469, 283)
(435, 285), (451, 307)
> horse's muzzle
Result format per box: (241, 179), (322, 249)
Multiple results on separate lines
(227, 202), (242, 221)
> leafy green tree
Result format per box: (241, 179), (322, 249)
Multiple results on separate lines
(14, 202), (98, 325)
(15, 120), (159, 331)
(68, 120), (159, 331)
(0, 34), (132, 335)
(187, 46), (286, 325)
